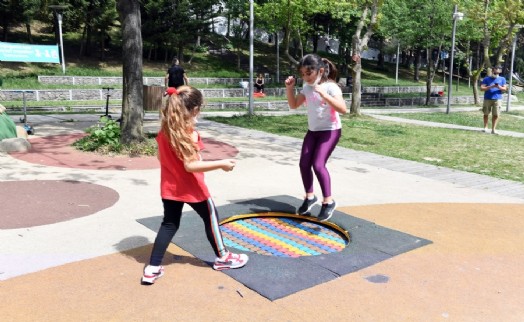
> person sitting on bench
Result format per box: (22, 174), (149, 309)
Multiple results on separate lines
(254, 74), (265, 93)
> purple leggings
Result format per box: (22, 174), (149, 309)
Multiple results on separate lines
(299, 129), (341, 198)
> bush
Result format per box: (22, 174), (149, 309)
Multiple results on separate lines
(73, 116), (122, 152)
(72, 117), (158, 156)
(194, 45), (208, 53)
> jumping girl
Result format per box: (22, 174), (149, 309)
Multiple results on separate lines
(285, 54), (347, 221)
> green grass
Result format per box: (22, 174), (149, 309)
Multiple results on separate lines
(508, 110), (524, 117)
(387, 111), (524, 133)
(205, 114), (524, 184)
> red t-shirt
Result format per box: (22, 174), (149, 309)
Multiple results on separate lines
(156, 131), (210, 203)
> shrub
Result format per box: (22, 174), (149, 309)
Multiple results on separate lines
(73, 116), (122, 152)
(72, 117), (158, 156)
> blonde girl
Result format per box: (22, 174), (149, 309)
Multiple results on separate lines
(142, 86), (248, 284)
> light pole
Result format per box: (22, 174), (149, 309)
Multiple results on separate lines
(276, 31), (280, 84)
(446, 5), (464, 114)
(49, 4), (68, 74)
(506, 25), (522, 112)
(395, 41), (400, 85)
(248, 0), (254, 115)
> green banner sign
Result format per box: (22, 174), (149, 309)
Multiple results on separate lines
(0, 42), (60, 63)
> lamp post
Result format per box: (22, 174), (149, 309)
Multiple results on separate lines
(506, 25), (522, 112)
(276, 31), (280, 84)
(395, 41), (400, 85)
(49, 4), (68, 74)
(446, 5), (464, 114)
(248, 0), (254, 115)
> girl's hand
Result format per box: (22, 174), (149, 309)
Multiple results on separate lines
(285, 76), (296, 87)
(313, 84), (327, 97)
(221, 159), (236, 172)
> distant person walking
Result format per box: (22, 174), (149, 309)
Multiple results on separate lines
(165, 58), (189, 89)
(141, 86), (248, 285)
(480, 65), (507, 134)
(285, 54), (347, 222)
(324, 38), (332, 54)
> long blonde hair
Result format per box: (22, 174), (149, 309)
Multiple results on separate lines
(160, 86), (203, 162)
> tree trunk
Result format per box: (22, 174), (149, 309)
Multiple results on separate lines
(414, 48), (420, 82)
(117, 0), (144, 145)
(100, 33), (105, 60)
(349, 1), (379, 115)
(377, 39), (384, 69)
(296, 29), (304, 58)
(472, 73), (481, 104)
(425, 46), (440, 105)
(472, 0), (492, 105)
(283, 0), (299, 66)
(25, 23), (33, 43)
(351, 59), (362, 115)
(79, 25), (86, 57)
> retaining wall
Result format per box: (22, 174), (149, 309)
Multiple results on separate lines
(37, 76), (445, 93)
(0, 86), (448, 102)
(38, 76), (258, 86)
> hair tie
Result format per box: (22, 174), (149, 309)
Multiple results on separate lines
(164, 87), (178, 97)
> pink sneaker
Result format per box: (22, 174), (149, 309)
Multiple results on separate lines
(141, 265), (164, 285)
(213, 251), (249, 271)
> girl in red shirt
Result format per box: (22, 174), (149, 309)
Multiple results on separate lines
(142, 86), (249, 285)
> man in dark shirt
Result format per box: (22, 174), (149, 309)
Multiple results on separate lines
(165, 58), (189, 88)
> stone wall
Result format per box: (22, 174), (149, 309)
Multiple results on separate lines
(0, 89), (123, 101)
(37, 76), (256, 86)
(2, 80), (484, 109)
(362, 85), (445, 94)
(0, 87), (285, 101)
(37, 76), (445, 94)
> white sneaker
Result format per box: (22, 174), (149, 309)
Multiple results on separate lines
(141, 265), (164, 285)
(482, 128), (489, 133)
(213, 251), (249, 270)
(491, 130), (498, 135)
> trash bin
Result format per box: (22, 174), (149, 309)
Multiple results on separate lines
(143, 85), (164, 111)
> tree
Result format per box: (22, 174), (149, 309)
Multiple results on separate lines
(79, 0), (118, 59)
(117, 0), (144, 145)
(459, 0), (523, 104)
(0, 0), (40, 41)
(256, 0), (349, 66)
(380, 0), (454, 106)
(349, 0), (381, 115)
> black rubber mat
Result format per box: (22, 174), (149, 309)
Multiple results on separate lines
(137, 195), (432, 300)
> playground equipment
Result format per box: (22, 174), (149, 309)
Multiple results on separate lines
(101, 87), (115, 119)
(13, 90), (35, 135)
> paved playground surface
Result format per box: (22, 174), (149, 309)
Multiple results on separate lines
(1, 112), (523, 321)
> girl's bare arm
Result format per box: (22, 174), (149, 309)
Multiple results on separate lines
(184, 159), (236, 173)
(285, 76), (305, 109)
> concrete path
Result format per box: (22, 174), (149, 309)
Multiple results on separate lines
(1, 110), (523, 321)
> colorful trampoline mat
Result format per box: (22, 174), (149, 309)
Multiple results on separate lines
(219, 212), (350, 257)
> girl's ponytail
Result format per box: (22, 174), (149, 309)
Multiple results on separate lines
(160, 86), (204, 162)
(322, 58), (338, 82)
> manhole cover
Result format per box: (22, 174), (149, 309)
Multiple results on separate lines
(220, 212), (349, 257)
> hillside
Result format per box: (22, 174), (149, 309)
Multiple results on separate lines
(0, 21), (435, 88)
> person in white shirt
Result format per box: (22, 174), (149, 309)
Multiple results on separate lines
(285, 54), (347, 221)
